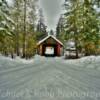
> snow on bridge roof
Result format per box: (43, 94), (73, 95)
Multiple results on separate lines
(37, 35), (63, 46)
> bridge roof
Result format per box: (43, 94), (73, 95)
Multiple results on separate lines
(37, 35), (63, 46)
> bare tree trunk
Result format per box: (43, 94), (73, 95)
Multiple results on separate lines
(16, 22), (20, 56)
(22, 0), (27, 58)
(75, 39), (79, 58)
(74, 32), (79, 58)
(16, 1), (20, 56)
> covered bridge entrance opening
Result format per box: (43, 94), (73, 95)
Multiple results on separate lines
(42, 44), (57, 57)
(37, 35), (63, 57)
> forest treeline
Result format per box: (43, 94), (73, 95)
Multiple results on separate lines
(0, 0), (47, 59)
(0, 0), (100, 59)
(57, 0), (100, 57)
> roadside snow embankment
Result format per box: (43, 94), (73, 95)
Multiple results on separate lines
(0, 55), (34, 65)
(0, 54), (47, 66)
(0, 55), (100, 70)
(63, 56), (100, 70)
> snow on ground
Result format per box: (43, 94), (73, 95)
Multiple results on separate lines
(0, 55), (100, 100)
(63, 56), (100, 70)
(0, 55), (34, 64)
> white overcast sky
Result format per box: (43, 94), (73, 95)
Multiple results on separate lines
(39, 0), (65, 31)
(6, 0), (13, 6)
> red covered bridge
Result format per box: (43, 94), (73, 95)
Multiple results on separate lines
(37, 35), (64, 57)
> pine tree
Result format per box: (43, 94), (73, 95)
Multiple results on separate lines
(64, 0), (100, 57)
(0, 0), (15, 57)
(56, 15), (65, 42)
(36, 8), (47, 40)
(12, 0), (37, 58)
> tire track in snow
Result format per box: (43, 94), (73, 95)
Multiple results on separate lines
(0, 57), (100, 100)
(0, 60), (46, 77)
(0, 62), (47, 88)
(53, 60), (100, 92)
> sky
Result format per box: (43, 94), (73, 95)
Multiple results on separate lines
(39, 0), (65, 31)
(6, 0), (14, 6)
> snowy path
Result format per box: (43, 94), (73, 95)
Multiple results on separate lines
(0, 56), (100, 100)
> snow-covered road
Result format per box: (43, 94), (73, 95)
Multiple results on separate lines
(0, 55), (100, 100)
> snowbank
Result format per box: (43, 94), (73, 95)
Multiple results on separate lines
(0, 54), (100, 70)
(34, 55), (46, 61)
(64, 56), (100, 70)
(76, 56), (100, 64)
(0, 54), (47, 65)
(15, 57), (34, 64)
(0, 55), (34, 64)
